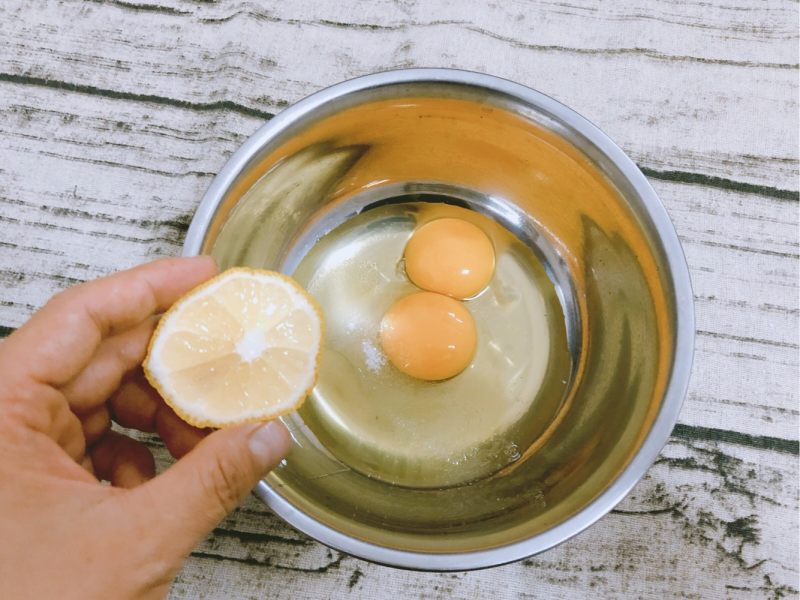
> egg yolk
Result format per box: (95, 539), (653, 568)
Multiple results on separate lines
(403, 218), (495, 299)
(379, 292), (477, 381)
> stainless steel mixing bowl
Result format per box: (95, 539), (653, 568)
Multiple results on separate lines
(183, 69), (694, 570)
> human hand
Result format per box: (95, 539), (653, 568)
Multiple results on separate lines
(0, 257), (292, 599)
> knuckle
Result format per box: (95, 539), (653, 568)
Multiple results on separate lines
(201, 452), (249, 515)
(49, 284), (82, 307)
(112, 337), (143, 372)
(1, 383), (53, 431)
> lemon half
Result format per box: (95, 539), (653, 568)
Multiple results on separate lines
(144, 268), (324, 428)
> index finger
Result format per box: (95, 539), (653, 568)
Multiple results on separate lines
(1, 256), (217, 387)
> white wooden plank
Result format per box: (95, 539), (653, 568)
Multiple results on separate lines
(141, 434), (796, 599)
(0, 0), (797, 188)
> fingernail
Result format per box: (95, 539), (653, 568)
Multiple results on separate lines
(248, 421), (292, 472)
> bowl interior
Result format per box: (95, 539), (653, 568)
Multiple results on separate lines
(198, 79), (680, 562)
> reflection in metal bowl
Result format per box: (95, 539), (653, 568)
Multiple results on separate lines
(183, 69), (694, 570)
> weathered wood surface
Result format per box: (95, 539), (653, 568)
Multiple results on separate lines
(0, 1), (797, 598)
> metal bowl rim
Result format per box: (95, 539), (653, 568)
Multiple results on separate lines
(182, 67), (695, 571)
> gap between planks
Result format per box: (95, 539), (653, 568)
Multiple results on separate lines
(0, 72), (796, 202)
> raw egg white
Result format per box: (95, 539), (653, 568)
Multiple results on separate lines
(403, 218), (495, 299)
(379, 291), (477, 381)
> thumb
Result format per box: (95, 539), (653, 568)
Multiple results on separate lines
(129, 420), (291, 555)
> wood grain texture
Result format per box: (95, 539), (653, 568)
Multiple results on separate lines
(142, 433), (796, 600)
(1, 0), (798, 189)
(0, 0), (797, 598)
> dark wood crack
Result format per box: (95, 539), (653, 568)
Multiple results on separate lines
(0, 72), (274, 122)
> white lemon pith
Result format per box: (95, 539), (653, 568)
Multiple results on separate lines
(144, 268), (324, 428)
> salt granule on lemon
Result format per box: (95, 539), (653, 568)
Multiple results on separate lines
(144, 268), (324, 428)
